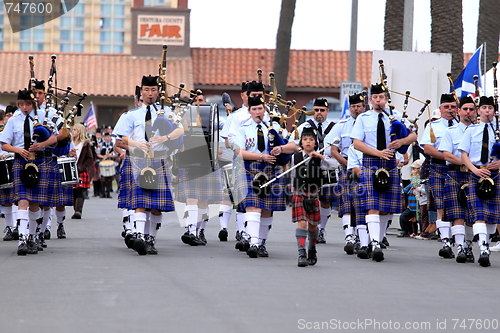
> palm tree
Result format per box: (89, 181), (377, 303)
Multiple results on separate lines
(383, 0), (405, 50)
(273, 0), (297, 100)
(430, 0), (463, 78)
(476, 0), (500, 69)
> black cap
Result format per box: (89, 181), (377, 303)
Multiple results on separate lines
(370, 83), (386, 95)
(246, 81), (264, 92)
(33, 79), (45, 91)
(135, 85), (141, 99)
(5, 105), (17, 114)
(96, 128), (102, 133)
(17, 89), (35, 101)
(313, 98), (328, 108)
(241, 82), (248, 92)
(104, 132), (111, 136)
(440, 93), (456, 104)
(459, 96), (475, 107)
(479, 96), (495, 107)
(349, 93), (364, 105)
(248, 95), (265, 108)
(301, 127), (317, 137)
(141, 75), (158, 87)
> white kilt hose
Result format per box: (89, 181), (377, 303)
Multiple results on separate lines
(356, 157), (404, 214)
(128, 155), (174, 212)
(13, 155), (60, 207)
(467, 170), (500, 224)
(234, 160), (286, 211)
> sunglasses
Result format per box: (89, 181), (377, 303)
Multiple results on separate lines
(314, 108), (327, 112)
(442, 105), (457, 109)
(462, 107), (475, 111)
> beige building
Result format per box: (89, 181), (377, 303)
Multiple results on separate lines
(0, 0), (182, 54)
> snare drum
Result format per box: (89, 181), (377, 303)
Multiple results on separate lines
(99, 160), (116, 177)
(58, 157), (80, 185)
(0, 155), (14, 189)
(221, 163), (233, 191)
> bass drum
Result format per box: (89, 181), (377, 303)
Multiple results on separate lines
(175, 103), (219, 170)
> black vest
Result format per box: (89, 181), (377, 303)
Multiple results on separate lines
(293, 152), (326, 192)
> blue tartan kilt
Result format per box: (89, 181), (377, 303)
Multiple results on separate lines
(0, 187), (15, 205)
(117, 156), (131, 209)
(337, 165), (352, 216)
(467, 171), (500, 224)
(58, 185), (74, 206)
(234, 160), (286, 211)
(356, 157), (403, 214)
(127, 156), (174, 212)
(429, 163), (448, 210)
(352, 180), (366, 226)
(13, 156), (59, 207)
(176, 166), (224, 203)
(443, 170), (470, 222)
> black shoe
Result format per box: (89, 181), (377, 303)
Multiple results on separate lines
(478, 250), (491, 267)
(3, 226), (13, 241)
(43, 228), (50, 240)
(371, 243), (384, 262)
(126, 233), (137, 249)
(17, 240), (28, 256)
(381, 236), (390, 247)
(456, 246), (467, 263)
(35, 234), (44, 251)
(218, 228), (228, 241)
(71, 212), (82, 219)
(465, 241), (475, 263)
(12, 227), (19, 240)
(57, 224), (66, 239)
(344, 235), (355, 255)
(27, 235), (38, 254)
(297, 249), (308, 267)
(247, 245), (259, 258)
(235, 230), (241, 241)
(133, 235), (148, 255)
(317, 228), (326, 244)
(198, 229), (207, 245)
(439, 243), (454, 259)
(307, 248), (317, 266)
(236, 238), (249, 252)
(146, 236), (158, 255)
(38, 233), (47, 248)
(181, 232), (204, 246)
(258, 245), (269, 257)
(357, 246), (371, 259)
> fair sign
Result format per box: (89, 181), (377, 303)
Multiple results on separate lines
(137, 15), (185, 45)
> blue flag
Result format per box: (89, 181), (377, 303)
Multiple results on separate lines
(454, 45), (483, 98)
(340, 94), (350, 120)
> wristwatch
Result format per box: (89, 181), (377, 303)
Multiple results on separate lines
(167, 134), (171, 140)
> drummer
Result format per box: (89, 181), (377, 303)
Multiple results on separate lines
(97, 132), (118, 198)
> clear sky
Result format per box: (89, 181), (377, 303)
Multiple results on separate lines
(189, 0), (479, 53)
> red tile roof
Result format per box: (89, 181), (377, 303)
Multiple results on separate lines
(191, 48), (374, 88)
(0, 51), (193, 97)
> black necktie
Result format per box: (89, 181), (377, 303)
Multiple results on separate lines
(448, 119), (454, 127)
(257, 124), (265, 152)
(481, 123), (489, 164)
(317, 123), (324, 149)
(145, 105), (152, 141)
(377, 113), (386, 150)
(317, 123), (323, 136)
(24, 114), (31, 150)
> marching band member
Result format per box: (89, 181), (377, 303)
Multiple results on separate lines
(458, 96), (499, 267)
(327, 92), (366, 254)
(97, 132), (118, 198)
(1, 107), (18, 242)
(294, 98), (336, 244)
(113, 75), (183, 256)
(233, 95), (296, 258)
(291, 128), (338, 267)
(421, 93), (459, 259)
(351, 83), (416, 262)
(0, 89), (58, 255)
(69, 124), (95, 219)
(438, 96), (476, 263)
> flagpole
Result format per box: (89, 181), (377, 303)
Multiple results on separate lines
(483, 42), (487, 94)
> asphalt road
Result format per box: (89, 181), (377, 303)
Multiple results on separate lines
(0, 196), (498, 333)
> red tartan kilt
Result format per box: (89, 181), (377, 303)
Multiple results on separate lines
(74, 171), (91, 189)
(291, 194), (320, 225)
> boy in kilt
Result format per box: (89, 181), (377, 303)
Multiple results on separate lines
(459, 96), (500, 267)
(327, 92), (366, 254)
(438, 96), (476, 263)
(233, 96), (296, 258)
(294, 98), (337, 244)
(351, 83), (416, 262)
(421, 93), (459, 259)
(0, 89), (59, 255)
(113, 75), (184, 255)
(291, 128), (338, 267)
